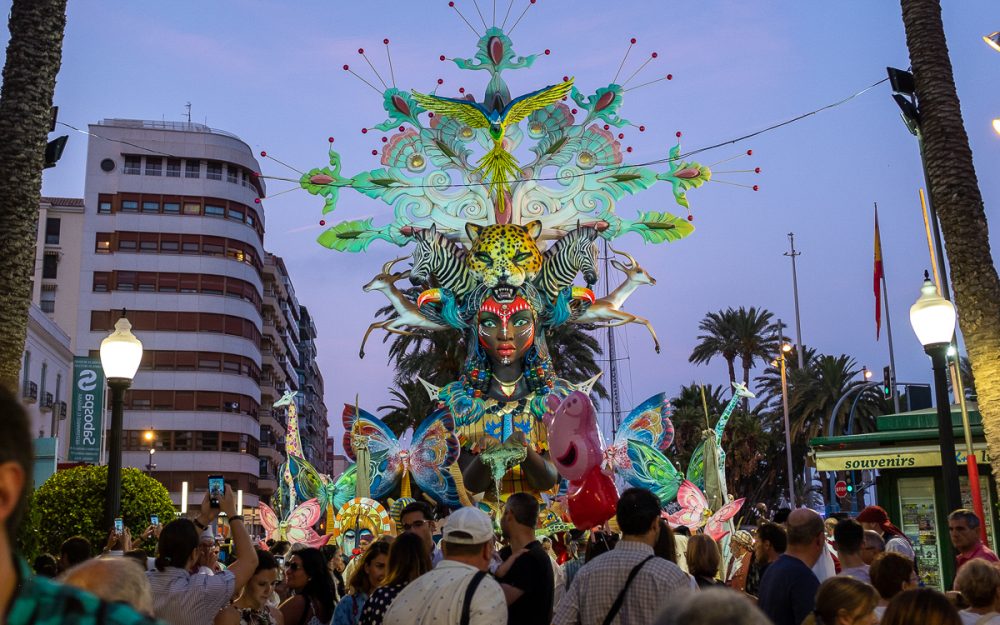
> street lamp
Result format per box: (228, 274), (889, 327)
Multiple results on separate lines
(909, 272), (962, 514)
(100, 310), (143, 532)
(984, 32), (1000, 53)
(144, 430), (156, 473)
(775, 324), (796, 508)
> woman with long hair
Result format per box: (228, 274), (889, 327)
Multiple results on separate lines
(279, 548), (335, 625)
(332, 541), (390, 625)
(801, 576), (879, 625)
(215, 550), (284, 625)
(881, 588), (962, 625)
(357, 533), (430, 625)
(686, 534), (724, 589)
(653, 519), (677, 564)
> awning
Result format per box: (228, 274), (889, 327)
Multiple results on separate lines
(814, 443), (989, 472)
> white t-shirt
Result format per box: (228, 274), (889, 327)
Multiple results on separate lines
(960, 610), (1000, 625)
(838, 564), (871, 584)
(383, 560), (505, 625)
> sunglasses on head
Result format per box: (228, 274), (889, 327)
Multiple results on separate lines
(402, 519), (428, 531)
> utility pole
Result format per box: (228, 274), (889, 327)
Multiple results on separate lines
(785, 233), (805, 369)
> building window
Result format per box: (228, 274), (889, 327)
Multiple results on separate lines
(44, 218), (60, 245)
(40, 290), (55, 313)
(145, 158), (162, 176)
(42, 255), (58, 279)
(95, 234), (111, 253)
(160, 239), (179, 252)
(227, 165), (239, 184)
(98, 201), (112, 214)
(121, 200), (139, 213)
(205, 204), (225, 218)
(206, 161), (223, 180)
(227, 208), (244, 223)
(183, 203), (201, 215)
(163, 202), (180, 214)
(185, 160), (200, 178)
(124, 156), (141, 175)
(166, 158), (181, 177)
(93, 273), (110, 292)
(142, 201), (159, 213)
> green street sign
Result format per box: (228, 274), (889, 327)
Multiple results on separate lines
(69, 357), (104, 462)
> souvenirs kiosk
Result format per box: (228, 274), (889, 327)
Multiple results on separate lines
(810, 404), (997, 590)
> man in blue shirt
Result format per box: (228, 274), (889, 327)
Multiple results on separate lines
(757, 508), (825, 625)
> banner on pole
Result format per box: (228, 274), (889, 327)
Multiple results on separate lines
(69, 357), (104, 462)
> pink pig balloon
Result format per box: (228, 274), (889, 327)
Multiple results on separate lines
(543, 391), (605, 481)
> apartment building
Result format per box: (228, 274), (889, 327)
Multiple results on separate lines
(297, 306), (329, 470)
(75, 119), (267, 507)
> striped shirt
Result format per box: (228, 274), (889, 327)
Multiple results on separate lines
(553, 540), (693, 625)
(146, 566), (235, 625)
(7, 558), (161, 625)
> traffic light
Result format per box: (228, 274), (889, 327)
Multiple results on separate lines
(846, 482), (855, 494)
(882, 366), (892, 399)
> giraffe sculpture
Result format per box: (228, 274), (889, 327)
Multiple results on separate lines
(274, 390), (302, 510)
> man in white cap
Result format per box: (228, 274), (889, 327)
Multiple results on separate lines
(383, 506), (506, 625)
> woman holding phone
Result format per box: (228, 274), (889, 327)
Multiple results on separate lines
(146, 484), (259, 625)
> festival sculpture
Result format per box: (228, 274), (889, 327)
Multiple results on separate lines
(263, 5), (758, 550)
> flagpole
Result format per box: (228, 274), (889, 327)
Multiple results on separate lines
(875, 203), (901, 414)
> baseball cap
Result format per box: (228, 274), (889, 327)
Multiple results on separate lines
(441, 507), (494, 545)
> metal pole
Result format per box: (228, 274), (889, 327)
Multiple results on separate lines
(928, 346), (962, 515)
(784, 233), (805, 369)
(103, 378), (130, 531)
(603, 239), (622, 437)
(875, 203), (902, 414)
(780, 353), (795, 507)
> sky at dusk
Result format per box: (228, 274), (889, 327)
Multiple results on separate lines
(5, 0), (999, 446)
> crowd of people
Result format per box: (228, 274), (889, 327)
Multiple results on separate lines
(4, 386), (1000, 625)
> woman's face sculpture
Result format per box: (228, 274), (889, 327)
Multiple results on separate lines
(477, 296), (536, 366)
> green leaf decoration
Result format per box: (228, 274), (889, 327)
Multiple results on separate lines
(317, 218), (389, 253)
(596, 167), (658, 198)
(352, 168), (421, 202)
(622, 211), (694, 244)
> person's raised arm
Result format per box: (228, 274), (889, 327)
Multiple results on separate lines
(219, 484), (258, 589)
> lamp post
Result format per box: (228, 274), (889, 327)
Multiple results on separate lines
(909, 273), (962, 514)
(775, 322), (796, 507)
(144, 430), (156, 473)
(100, 310), (143, 532)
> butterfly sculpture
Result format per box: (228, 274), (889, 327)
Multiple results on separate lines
(279, 455), (357, 533)
(342, 404), (461, 507)
(663, 480), (745, 542)
(411, 78), (575, 212)
(259, 499), (330, 548)
(599, 393), (679, 501)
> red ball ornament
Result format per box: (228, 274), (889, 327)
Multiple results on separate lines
(626, 146), (633, 153)
(361, 128), (368, 134)
(260, 150), (267, 157)
(618, 133), (624, 139)
(755, 167), (761, 174)
(439, 55), (446, 61)
(371, 149), (378, 155)
(342, 64), (349, 70)
(544, 49), (551, 55)
(746, 149), (753, 156)
(383, 38), (390, 44)
(571, 108), (578, 114)
(459, 87), (465, 93)
(399, 126), (405, 132)
(448, 1), (454, 6)
(676, 131), (682, 138)
(437, 78), (444, 84)
(603, 124), (610, 130)
(428, 112), (435, 117)
(687, 214), (693, 221)
(381, 136), (388, 143)
(651, 52), (658, 58)
(630, 37), (637, 44)
(254, 198), (261, 204)
(753, 185), (759, 191)
(666, 74), (673, 80)
(319, 220), (326, 226)
(639, 125), (645, 132)
(562, 76), (569, 82)
(328, 137), (335, 143)
(358, 48), (365, 54)
(530, 0), (535, 4)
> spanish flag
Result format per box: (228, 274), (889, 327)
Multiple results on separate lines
(874, 206), (884, 339)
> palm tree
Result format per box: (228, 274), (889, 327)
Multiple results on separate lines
(730, 307), (778, 389)
(0, 0), (68, 390)
(689, 310), (739, 389)
(899, 0), (1000, 470)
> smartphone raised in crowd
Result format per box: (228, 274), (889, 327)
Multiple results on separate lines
(151, 514), (159, 526)
(114, 517), (124, 534)
(208, 475), (225, 508)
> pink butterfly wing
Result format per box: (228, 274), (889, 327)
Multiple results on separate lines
(287, 499), (322, 530)
(676, 480), (709, 512)
(704, 498), (745, 540)
(259, 502), (279, 537)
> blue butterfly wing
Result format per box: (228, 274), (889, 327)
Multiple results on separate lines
(342, 403), (403, 499)
(686, 442), (706, 491)
(613, 393), (673, 449)
(409, 409), (460, 507)
(626, 440), (683, 504)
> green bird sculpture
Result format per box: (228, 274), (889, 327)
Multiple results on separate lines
(412, 77), (575, 213)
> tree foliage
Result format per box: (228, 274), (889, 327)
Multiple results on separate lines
(27, 466), (176, 559)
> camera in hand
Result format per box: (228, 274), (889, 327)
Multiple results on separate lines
(208, 475), (224, 508)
